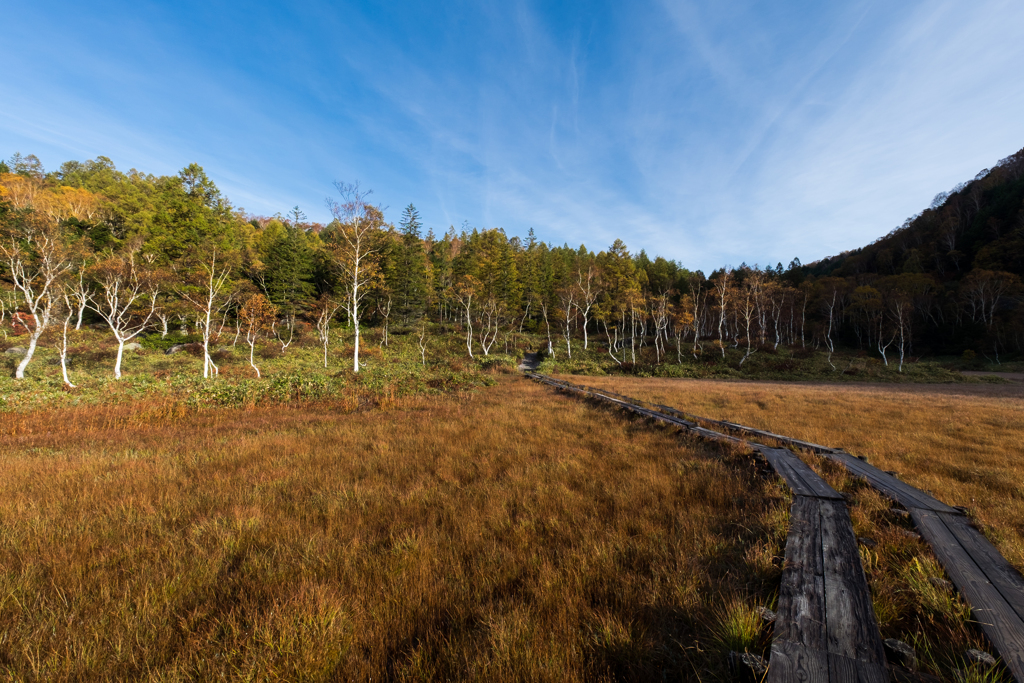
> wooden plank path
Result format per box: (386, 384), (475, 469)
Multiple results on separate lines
(646, 392), (1024, 679)
(525, 374), (1024, 681)
(770, 494), (887, 683)
(526, 373), (889, 681)
(908, 508), (1024, 678)
(760, 447), (888, 683)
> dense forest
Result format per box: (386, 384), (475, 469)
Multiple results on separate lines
(1, 146), (1023, 383)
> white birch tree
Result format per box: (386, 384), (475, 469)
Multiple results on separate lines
(239, 293), (276, 378)
(453, 275), (479, 358)
(1, 213), (73, 379)
(68, 267), (93, 330)
(574, 263), (599, 350)
(56, 292), (77, 388)
(713, 269), (731, 359)
(88, 249), (159, 379)
(177, 250), (234, 379)
(326, 182), (384, 373)
(314, 294), (343, 368)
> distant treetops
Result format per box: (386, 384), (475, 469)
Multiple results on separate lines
(2, 148), (1023, 382)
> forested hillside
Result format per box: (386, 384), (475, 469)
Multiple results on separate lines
(2, 147), (1023, 385)
(802, 146), (1024, 359)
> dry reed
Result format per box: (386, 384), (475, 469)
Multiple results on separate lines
(568, 376), (1024, 573)
(0, 377), (785, 681)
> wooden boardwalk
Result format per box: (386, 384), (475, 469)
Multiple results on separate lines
(637, 390), (1024, 681)
(760, 447), (888, 683)
(527, 374), (889, 681)
(528, 376), (1024, 679)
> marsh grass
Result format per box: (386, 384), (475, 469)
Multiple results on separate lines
(567, 375), (1022, 680)
(711, 601), (767, 654)
(0, 377), (787, 681)
(535, 342), (982, 384)
(569, 376), (1024, 572)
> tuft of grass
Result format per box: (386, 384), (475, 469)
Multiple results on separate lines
(951, 663), (1012, 683)
(902, 557), (973, 622)
(711, 600), (765, 654)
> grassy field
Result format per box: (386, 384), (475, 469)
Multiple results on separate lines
(533, 338), (1018, 383)
(3, 324), (1011, 414)
(559, 374), (1024, 679)
(0, 325), (506, 412)
(564, 376), (1024, 572)
(4, 325), (1023, 680)
(0, 376), (787, 682)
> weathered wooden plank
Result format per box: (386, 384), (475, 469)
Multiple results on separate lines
(826, 652), (889, 683)
(775, 496), (827, 650)
(940, 512), (1024, 624)
(759, 447), (812, 494)
(592, 391), (754, 448)
(910, 507), (1024, 681)
(768, 642), (887, 683)
(651, 399), (840, 454)
(771, 497), (889, 681)
(819, 500), (887, 665)
(767, 640), (830, 682)
(830, 452), (958, 514)
(761, 447), (844, 500)
(721, 420), (835, 454)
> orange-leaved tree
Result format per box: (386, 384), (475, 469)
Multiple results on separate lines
(239, 293), (276, 378)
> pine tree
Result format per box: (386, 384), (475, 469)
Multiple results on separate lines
(396, 203), (427, 324)
(258, 220), (315, 314)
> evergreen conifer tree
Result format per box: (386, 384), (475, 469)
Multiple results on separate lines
(396, 203), (427, 324)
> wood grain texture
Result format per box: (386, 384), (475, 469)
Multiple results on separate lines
(826, 652), (889, 683)
(771, 498), (888, 682)
(775, 496), (827, 650)
(819, 500), (886, 665)
(829, 453), (958, 514)
(761, 448), (844, 500)
(910, 507), (1024, 681)
(940, 512), (1024, 624)
(767, 640), (829, 683)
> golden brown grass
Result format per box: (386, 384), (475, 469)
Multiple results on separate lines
(0, 377), (786, 681)
(567, 376), (1024, 573)
(560, 374), (1023, 679)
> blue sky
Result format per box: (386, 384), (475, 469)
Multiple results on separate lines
(3, 0), (1024, 272)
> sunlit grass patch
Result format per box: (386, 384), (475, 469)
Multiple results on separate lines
(0, 376), (784, 681)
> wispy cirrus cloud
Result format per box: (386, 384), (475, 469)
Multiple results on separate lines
(2, 0), (1022, 271)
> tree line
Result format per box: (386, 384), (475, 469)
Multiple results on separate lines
(803, 146), (1024, 363)
(2, 149), (1023, 384)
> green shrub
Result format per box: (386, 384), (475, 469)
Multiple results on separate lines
(140, 331), (202, 352)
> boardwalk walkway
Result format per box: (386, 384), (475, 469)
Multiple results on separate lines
(760, 446), (888, 683)
(526, 374), (888, 682)
(526, 373), (1024, 682)
(665, 404), (1024, 682)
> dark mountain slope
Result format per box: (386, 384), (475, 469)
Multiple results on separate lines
(809, 148), (1024, 281)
